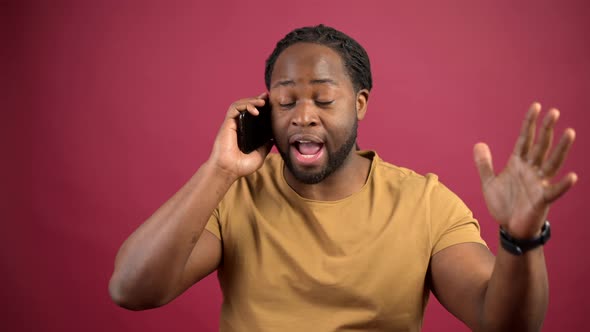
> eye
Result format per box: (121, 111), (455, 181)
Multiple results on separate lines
(315, 100), (334, 107)
(279, 101), (296, 109)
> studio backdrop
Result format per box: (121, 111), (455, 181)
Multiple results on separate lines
(10, 0), (590, 331)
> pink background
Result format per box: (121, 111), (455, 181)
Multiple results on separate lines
(8, 0), (590, 331)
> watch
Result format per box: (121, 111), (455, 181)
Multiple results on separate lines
(499, 220), (551, 256)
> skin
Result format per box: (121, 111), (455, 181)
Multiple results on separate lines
(431, 104), (577, 331)
(269, 43), (370, 200)
(109, 43), (577, 332)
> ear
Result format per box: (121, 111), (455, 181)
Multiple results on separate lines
(355, 89), (369, 121)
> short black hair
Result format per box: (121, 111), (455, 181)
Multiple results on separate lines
(264, 24), (373, 93)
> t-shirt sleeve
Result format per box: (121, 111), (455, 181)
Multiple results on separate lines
(204, 208), (222, 240)
(428, 177), (487, 256)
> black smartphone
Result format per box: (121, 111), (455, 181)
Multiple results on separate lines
(236, 99), (273, 153)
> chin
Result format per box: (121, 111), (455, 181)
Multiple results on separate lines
(277, 146), (328, 184)
(290, 166), (330, 184)
(285, 152), (338, 184)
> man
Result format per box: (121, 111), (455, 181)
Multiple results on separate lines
(109, 25), (577, 331)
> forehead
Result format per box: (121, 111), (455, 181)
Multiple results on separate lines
(270, 43), (350, 87)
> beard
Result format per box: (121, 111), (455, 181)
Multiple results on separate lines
(278, 120), (358, 185)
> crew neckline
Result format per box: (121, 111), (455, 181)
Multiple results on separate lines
(279, 150), (378, 205)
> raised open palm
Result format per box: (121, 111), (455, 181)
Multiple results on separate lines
(473, 103), (577, 238)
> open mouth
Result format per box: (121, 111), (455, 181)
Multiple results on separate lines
(290, 139), (325, 165)
(294, 140), (323, 157)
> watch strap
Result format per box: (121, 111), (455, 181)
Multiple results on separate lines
(499, 220), (551, 256)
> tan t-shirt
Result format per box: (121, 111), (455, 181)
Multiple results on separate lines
(205, 151), (487, 331)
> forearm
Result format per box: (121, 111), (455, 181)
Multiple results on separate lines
(109, 161), (235, 306)
(479, 244), (548, 332)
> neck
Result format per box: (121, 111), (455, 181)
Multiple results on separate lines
(283, 151), (371, 201)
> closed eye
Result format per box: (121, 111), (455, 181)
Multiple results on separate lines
(279, 102), (296, 108)
(316, 100), (334, 107)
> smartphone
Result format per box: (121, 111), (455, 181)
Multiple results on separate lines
(236, 99), (273, 154)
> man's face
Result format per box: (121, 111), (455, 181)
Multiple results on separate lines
(269, 43), (361, 184)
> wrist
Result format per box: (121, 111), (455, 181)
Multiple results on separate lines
(201, 160), (239, 188)
(502, 219), (546, 239)
(499, 220), (551, 256)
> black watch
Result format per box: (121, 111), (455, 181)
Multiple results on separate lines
(499, 220), (551, 256)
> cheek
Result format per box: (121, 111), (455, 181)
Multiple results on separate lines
(326, 112), (356, 136)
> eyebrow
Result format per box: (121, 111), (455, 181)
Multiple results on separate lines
(271, 78), (339, 88)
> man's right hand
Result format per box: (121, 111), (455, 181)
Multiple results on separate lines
(109, 93), (273, 310)
(208, 92), (273, 180)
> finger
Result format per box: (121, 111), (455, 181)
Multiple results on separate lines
(513, 102), (541, 157)
(227, 102), (260, 119)
(235, 97), (266, 108)
(256, 91), (269, 99)
(544, 172), (578, 203)
(528, 108), (559, 166)
(473, 142), (495, 185)
(540, 128), (576, 178)
(245, 103), (260, 116)
(250, 97), (266, 105)
(226, 103), (244, 119)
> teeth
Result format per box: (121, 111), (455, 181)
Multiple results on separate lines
(297, 140), (311, 143)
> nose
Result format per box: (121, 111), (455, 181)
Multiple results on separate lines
(291, 100), (318, 127)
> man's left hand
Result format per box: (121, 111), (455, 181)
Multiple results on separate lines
(473, 102), (578, 238)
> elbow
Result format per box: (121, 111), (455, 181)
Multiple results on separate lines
(108, 274), (163, 311)
(108, 275), (142, 310)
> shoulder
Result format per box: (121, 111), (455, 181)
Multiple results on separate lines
(216, 153), (286, 224)
(224, 153), (283, 199)
(241, 153), (283, 185)
(366, 151), (468, 213)
(364, 150), (442, 194)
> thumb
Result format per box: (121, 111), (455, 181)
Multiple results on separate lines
(473, 142), (495, 185)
